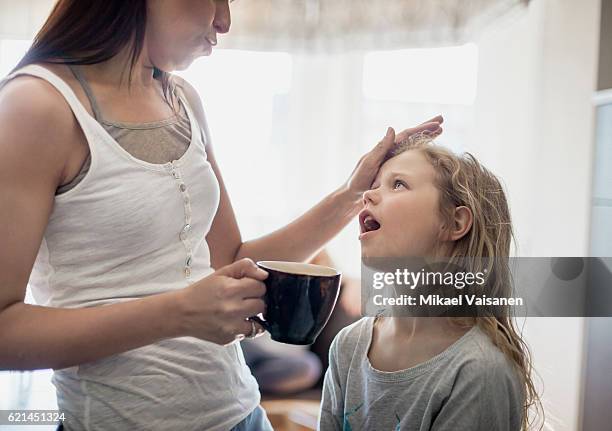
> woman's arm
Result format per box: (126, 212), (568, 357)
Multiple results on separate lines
(0, 78), (266, 370)
(203, 135), (357, 267)
(234, 186), (358, 263)
(0, 78), (178, 370)
(179, 80), (443, 267)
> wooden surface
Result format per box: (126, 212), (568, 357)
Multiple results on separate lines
(261, 399), (321, 431)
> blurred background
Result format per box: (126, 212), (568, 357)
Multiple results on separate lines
(0, 0), (610, 430)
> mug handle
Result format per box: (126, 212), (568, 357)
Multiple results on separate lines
(248, 315), (269, 330)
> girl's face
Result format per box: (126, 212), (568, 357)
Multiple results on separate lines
(359, 150), (447, 258)
(146, 0), (231, 71)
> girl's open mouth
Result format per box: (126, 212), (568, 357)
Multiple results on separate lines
(359, 209), (381, 239)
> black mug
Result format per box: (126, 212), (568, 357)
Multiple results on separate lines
(250, 261), (342, 345)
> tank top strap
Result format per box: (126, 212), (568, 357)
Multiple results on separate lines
(172, 79), (191, 116)
(1, 64), (97, 130)
(171, 76), (206, 146)
(68, 65), (104, 121)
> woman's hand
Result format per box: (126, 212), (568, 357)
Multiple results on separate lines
(176, 258), (268, 345)
(343, 115), (444, 202)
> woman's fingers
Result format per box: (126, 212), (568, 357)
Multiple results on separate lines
(218, 257), (268, 281)
(419, 115), (444, 126)
(395, 121), (443, 144)
(374, 127), (396, 158)
(422, 126), (443, 137)
(342, 117), (442, 199)
(241, 298), (266, 317)
(238, 277), (267, 299)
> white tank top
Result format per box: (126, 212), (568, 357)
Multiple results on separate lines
(0, 65), (260, 430)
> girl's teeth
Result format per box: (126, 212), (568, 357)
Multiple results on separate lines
(363, 217), (380, 232)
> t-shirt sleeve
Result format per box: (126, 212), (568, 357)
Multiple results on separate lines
(430, 358), (524, 431)
(318, 332), (346, 430)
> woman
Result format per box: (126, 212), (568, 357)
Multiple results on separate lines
(0, 1), (442, 430)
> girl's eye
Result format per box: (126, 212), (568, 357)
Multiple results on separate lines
(393, 179), (406, 190)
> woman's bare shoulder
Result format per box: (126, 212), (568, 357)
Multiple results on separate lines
(0, 69), (85, 183)
(0, 70), (77, 132)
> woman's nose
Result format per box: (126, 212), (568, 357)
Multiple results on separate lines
(214, 2), (231, 34)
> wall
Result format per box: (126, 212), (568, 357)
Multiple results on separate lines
(474, 0), (601, 429)
(0, 0), (53, 39)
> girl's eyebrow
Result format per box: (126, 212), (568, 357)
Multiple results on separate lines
(385, 171), (414, 180)
(372, 171), (413, 188)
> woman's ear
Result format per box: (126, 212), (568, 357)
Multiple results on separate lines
(448, 206), (473, 241)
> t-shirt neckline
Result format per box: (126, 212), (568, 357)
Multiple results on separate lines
(363, 317), (479, 382)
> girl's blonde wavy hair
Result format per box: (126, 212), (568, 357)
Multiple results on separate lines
(386, 134), (544, 430)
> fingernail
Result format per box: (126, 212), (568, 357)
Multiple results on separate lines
(386, 127), (393, 137)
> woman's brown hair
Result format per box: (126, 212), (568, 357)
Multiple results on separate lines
(13, 0), (170, 98)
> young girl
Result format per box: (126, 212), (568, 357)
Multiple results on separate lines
(319, 133), (541, 430)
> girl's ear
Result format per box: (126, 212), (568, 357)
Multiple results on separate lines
(447, 206), (473, 241)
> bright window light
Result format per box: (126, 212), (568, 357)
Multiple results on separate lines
(177, 50), (293, 239)
(363, 43), (478, 105)
(0, 39), (31, 77)
(177, 49), (292, 98)
(176, 49), (292, 158)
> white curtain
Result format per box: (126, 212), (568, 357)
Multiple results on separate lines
(223, 0), (529, 52)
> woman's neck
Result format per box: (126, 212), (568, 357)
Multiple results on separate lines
(81, 44), (157, 90)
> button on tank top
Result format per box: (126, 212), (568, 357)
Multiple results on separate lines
(0, 65), (260, 430)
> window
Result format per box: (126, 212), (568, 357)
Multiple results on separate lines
(177, 50), (293, 239)
(361, 44), (479, 157)
(0, 39), (30, 77)
(363, 43), (478, 105)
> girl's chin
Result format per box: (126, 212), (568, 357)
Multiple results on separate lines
(360, 246), (388, 259)
(360, 243), (372, 255)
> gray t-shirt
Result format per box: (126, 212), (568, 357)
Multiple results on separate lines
(319, 318), (524, 431)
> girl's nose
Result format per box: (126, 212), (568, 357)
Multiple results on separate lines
(214, 2), (232, 34)
(362, 188), (380, 206)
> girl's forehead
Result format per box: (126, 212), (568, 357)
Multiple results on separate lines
(378, 150), (436, 181)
